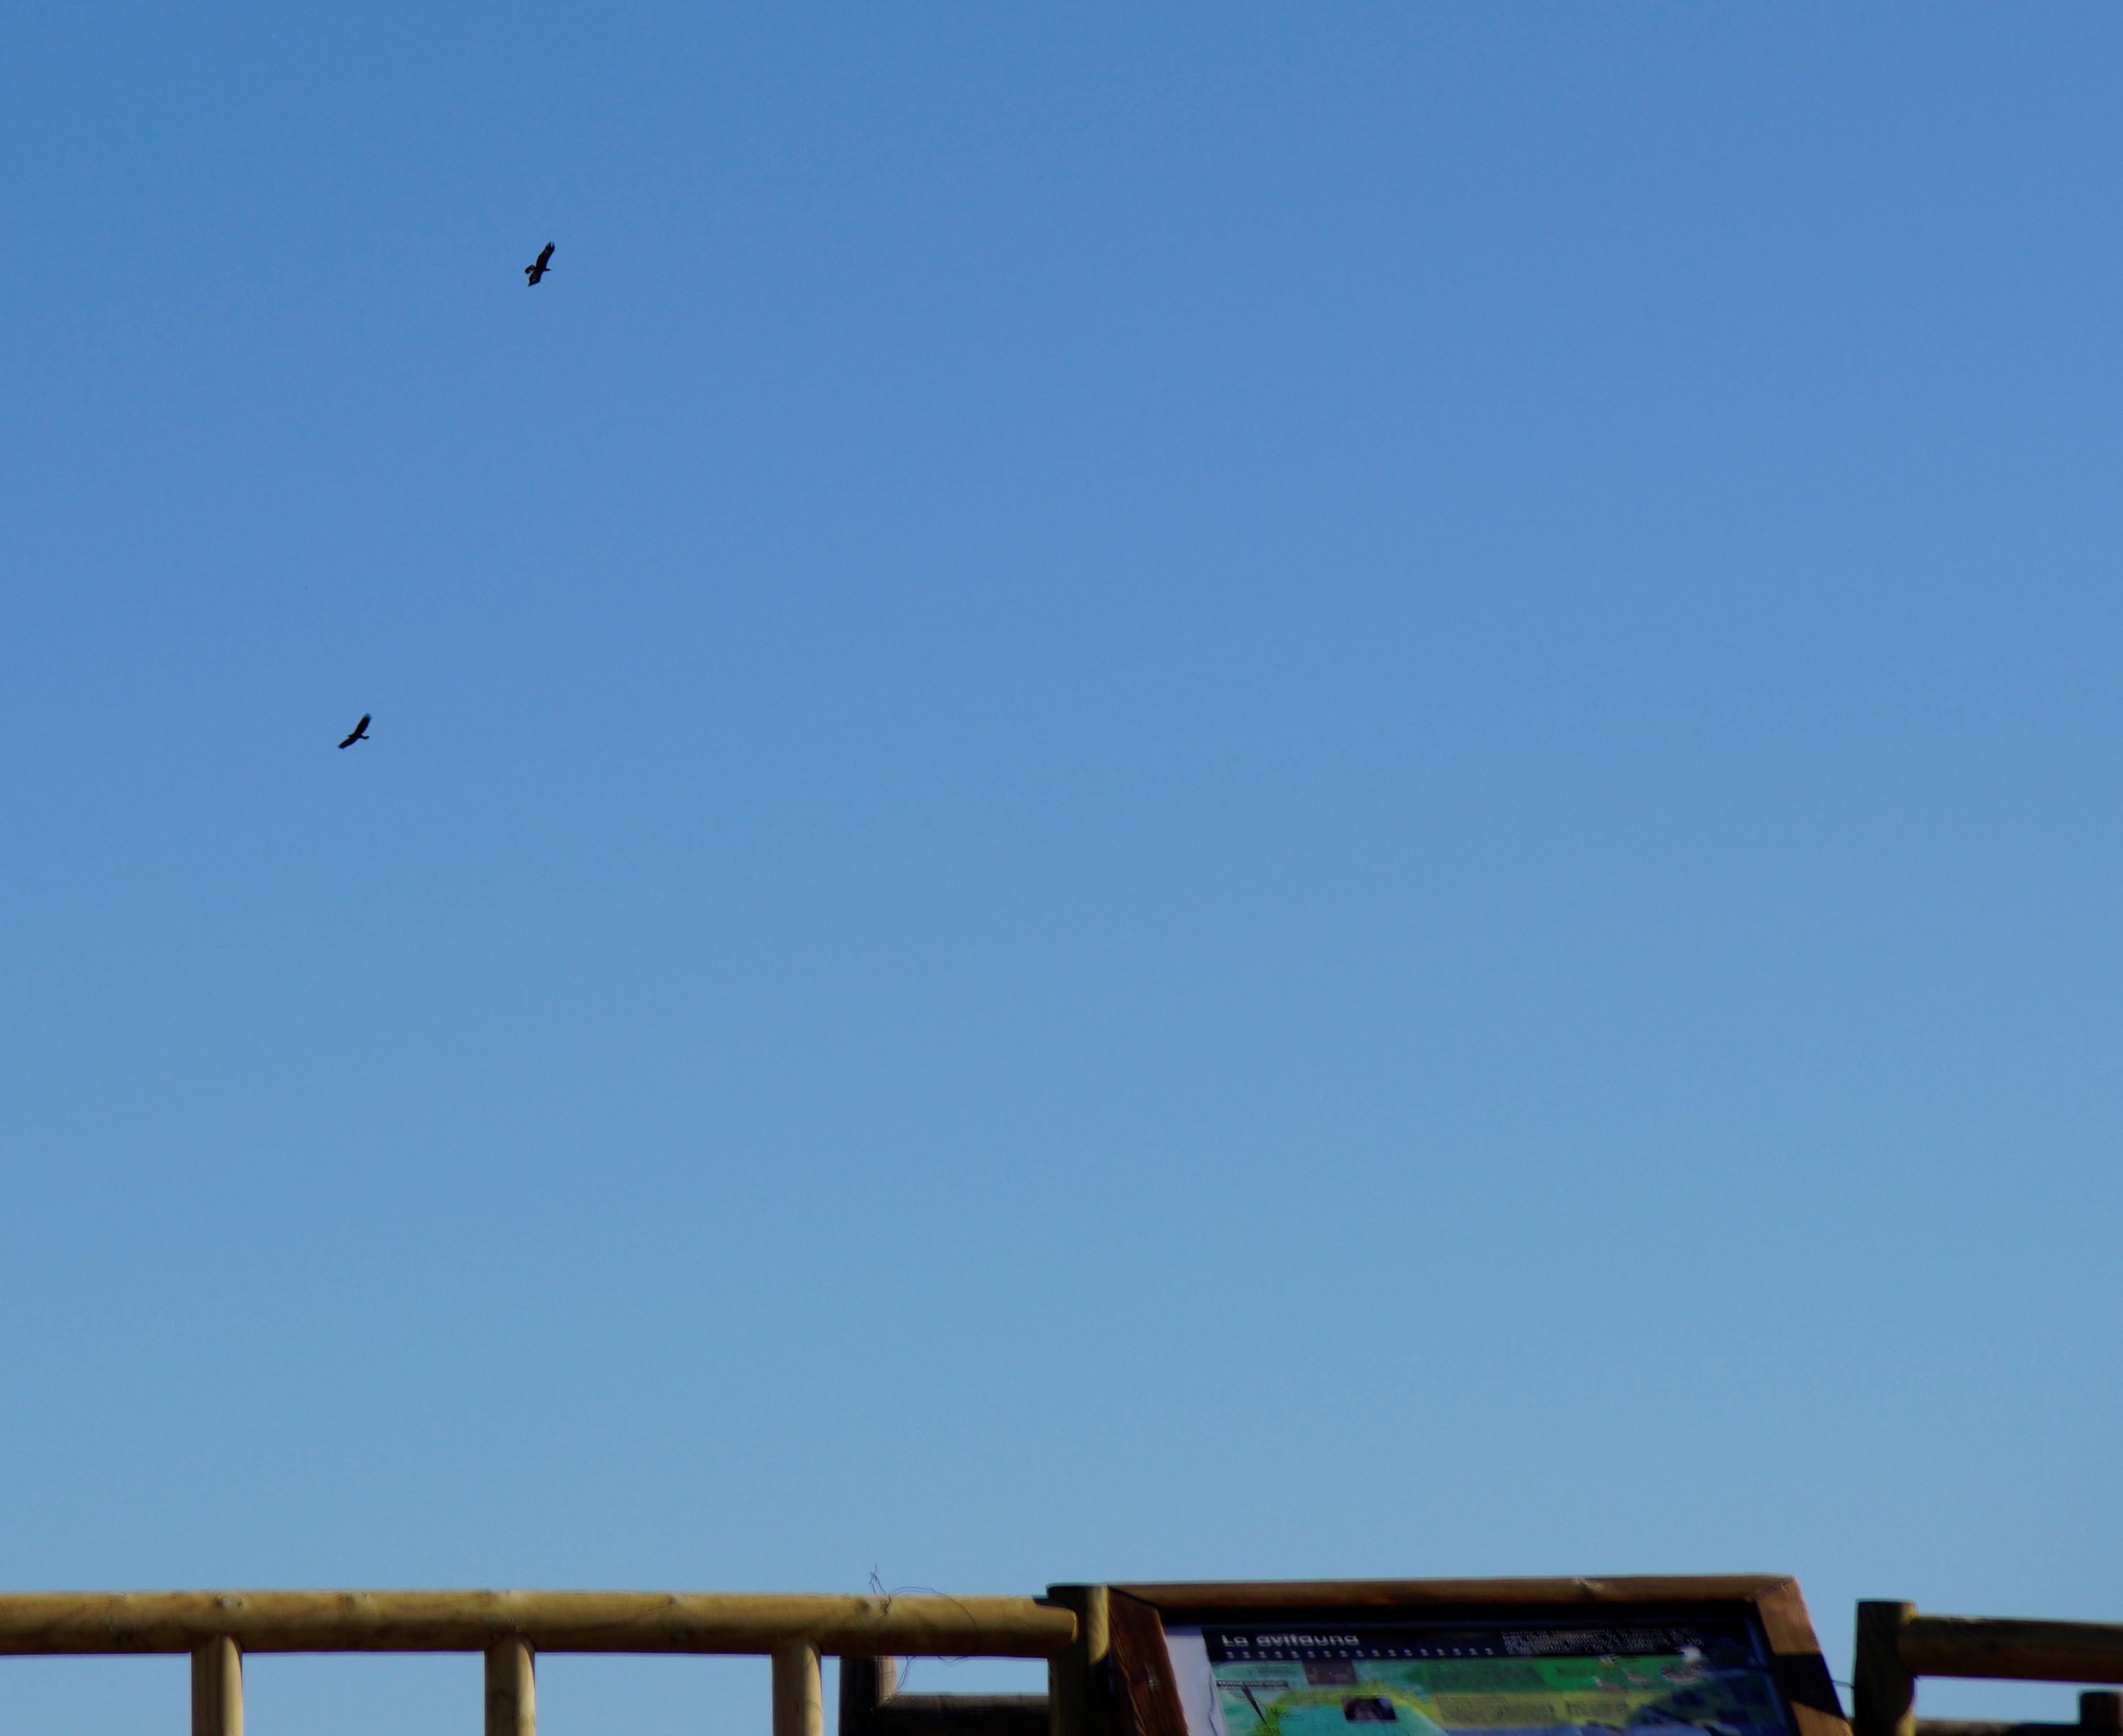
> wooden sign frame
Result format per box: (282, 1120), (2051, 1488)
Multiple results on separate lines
(1086, 1577), (1848, 1736)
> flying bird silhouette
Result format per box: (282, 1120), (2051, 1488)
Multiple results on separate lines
(338, 714), (371, 749)
(525, 243), (554, 285)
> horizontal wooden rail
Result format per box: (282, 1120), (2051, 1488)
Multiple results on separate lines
(1916, 1696), (2123, 1736)
(1856, 1604), (2123, 1736)
(842, 1653), (1049, 1736)
(0, 1590), (1075, 1659)
(1904, 1620), (2123, 1686)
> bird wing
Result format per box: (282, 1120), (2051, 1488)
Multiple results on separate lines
(538, 243), (554, 266)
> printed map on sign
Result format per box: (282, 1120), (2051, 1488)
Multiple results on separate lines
(1164, 1620), (1794, 1736)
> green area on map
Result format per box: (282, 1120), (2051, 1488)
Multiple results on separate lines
(1211, 1651), (1782, 1736)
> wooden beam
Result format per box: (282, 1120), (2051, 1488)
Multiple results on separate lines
(776, 1640), (825, 1736)
(1855, 1602), (1918, 1736)
(1045, 1586), (1110, 1736)
(841, 1636), (1048, 1736)
(877, 1693), (1049, 1736)
(840, 1654), (900, 1736)
(1902, 1620), (2123, 1686)
(1108, 1576), (1794, 1613)
(190, 1637), (241, 1736)
(1915, 1690), (2123, 1736)
(0, 1592), (1074, 1659)
(485, 1637), (535, 1736)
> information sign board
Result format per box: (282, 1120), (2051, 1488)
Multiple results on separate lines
(1093, 1579), (1847, 1736)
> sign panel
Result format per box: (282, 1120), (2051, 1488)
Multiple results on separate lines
(1164, 1615), (1796, 1736)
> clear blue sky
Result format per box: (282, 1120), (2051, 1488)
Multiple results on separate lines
(4, 6), (2120, 1735)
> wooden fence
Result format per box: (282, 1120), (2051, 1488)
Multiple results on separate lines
(1855, 1603), (2123, 1736)
(13, 1584), (2123, 1736)
(0, 1591), (1081, 1736)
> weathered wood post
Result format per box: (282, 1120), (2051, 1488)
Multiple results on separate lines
(776, 1640), (826, 1736)
(839, 1654), (900, 1736)
(191, 1636), (242, 1736)
(485, 1637), (536, 1736)
(1854, 1602), (1918, 1736)
(1044, 1587), (1110, 1736)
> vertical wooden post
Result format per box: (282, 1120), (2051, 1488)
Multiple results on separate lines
(485, 1636), (536, 1736)
(1853, 1603), (1917, 1736)
(839, 1656), (900, 1736)
(192, 1637), (243, 1736)
(2080, 1694), (2123, 1736)
(776, 1640), (825, 1736)
(1045, 1586), (1110, 1736)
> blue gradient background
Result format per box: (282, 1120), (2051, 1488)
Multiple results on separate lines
(3, 9), (2120, 1736)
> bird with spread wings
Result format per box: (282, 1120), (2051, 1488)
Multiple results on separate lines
(338, 714), (371, 749)
(525, 243), (554, 285)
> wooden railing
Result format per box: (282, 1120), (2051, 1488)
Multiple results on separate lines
(0, 1591), (1080, 1736)
(25, 1583), (2123, 1736)
(1855, 1603), (2123, 1736)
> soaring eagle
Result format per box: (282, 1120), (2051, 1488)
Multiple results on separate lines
(525, 243), (554, 285)
(338, 714), (371, 749)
